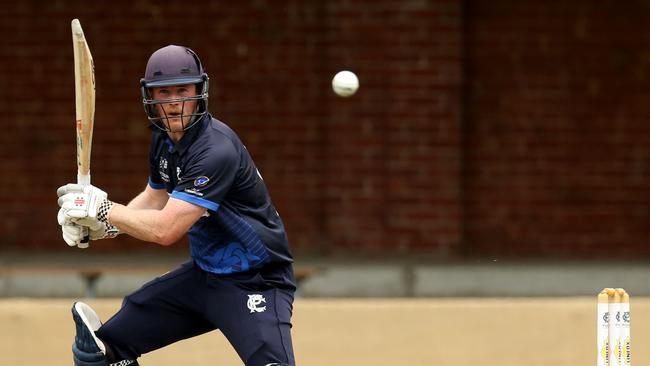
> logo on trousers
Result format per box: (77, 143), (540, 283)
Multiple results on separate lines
(247, 294), (266, 313)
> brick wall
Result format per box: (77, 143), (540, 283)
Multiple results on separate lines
(463, 1), (650, 258)
(320, 1), (463, 256)
(0, 1), (462, 256)
(2, 1), (649, 259)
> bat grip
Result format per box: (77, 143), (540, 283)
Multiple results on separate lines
(76, 174), (91, 248)
(78, 229), (90, 249)
(77, 173), (91, 186)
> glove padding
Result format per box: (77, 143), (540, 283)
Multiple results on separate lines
(57, 184), (120, 247)
(60, 222), (90, 248)
(57, 183), (108, 224)
(57, 208), (119, 248)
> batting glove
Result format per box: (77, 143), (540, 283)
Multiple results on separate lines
(57, 209), (119, 248)
(57, 183), (120, 240)
(60, 223), (89, 248)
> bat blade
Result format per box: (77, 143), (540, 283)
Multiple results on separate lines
(71, 19), (95, 248)
(71, 18), (95, 186)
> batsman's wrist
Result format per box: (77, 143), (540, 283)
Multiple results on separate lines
(104, 222), (121, 238)
(97, 199), (115, 225)
(98, 200), (122, 238)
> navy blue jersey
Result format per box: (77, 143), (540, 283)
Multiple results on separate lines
(148, 115), (293, 276)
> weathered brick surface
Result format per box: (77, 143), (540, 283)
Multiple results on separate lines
(0, 1), (461, 256)
(463, 1), (650, 258)
(3, 1), (648, 259)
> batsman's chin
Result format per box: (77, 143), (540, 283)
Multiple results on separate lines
(164, 117), (189, 132)
(166, 127), (186, 141)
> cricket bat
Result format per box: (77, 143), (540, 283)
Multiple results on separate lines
(71, 19), (95, 247)
(71, 18), (95, 186)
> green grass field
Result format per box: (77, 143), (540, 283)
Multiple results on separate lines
(1, 298), (646, 365)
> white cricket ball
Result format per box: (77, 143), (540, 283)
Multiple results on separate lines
(332, 70), (359, 97)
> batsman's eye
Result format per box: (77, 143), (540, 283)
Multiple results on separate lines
(177, 87), (191, 96)
(152, 88), (170, 98)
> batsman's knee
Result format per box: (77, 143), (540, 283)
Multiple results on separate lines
(246, 345), (293, 366)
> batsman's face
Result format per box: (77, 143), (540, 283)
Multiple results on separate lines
(151, 84), (199, 132)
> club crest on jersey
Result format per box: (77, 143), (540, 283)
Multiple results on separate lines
(247, 294), (266, 313)
(194, 176), (210, 187)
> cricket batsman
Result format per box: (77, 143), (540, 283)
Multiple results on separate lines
(57, 45), (296, 366)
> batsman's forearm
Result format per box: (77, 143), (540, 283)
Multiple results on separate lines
(126, 191), (157, 209)
(126, 187), (168, 210)
(108, 204), (180, 246)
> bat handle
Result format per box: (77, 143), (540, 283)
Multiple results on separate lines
(77, 173), (91, 185)
(78, 229), (90, 249)
(76, 173), (91, 249)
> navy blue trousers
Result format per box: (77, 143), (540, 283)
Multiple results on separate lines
(96, 261), (295, 366)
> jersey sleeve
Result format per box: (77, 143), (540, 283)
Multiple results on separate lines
(171, 141), (240, 211)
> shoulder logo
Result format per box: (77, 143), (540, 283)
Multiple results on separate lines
(247, 294), (267, 313)
(194, 176), (210, 187)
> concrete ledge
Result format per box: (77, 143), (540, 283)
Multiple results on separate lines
(299, 265), (406, 297)
(3, 273), (86, 297)
(93, 273), (159, 297)
(414, 262), (650, 297)
(3, 254), (650, 298)
(0, 253), (181, 298)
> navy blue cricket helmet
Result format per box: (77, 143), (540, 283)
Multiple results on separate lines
(140, 45), (209, 131)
